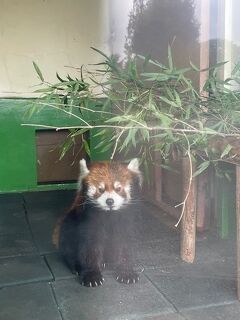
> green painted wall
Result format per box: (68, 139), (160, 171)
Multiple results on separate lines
(0, 99), (108, 193)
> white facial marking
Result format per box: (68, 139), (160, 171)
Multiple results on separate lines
(114, 181), (121, 189)
(124, 183), (131, 200)
(87, 185), (97, 197)
(96, 190), (127, 211)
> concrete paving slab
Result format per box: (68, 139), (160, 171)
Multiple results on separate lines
(142, 313), (185, 320)
(52, 275), (175, 320)
(29, 225), (57, 254)
(0, 193), (28, 236)
(134, 240), (181, 269)
(0, 207), (29, 236)
(0, 232), (38, 258)
(195, 236), (235, 263)
(134, 209), (180, 243)
(0, 193), (23, 206)
(152, 257), (236, 281)
(27, 209), (60, 254)
(0, 255), (53, 287)
(0, 282), (62, 320)
(145, 269), (237, 310)
(23, 190), (75, 214)
(45, 252), (76, 280)
(183, 302), (240, 320)
(25, 191), (72, 254)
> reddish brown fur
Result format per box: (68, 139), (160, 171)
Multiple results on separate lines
(52, 191), (84, 248)
(84, 161), (134, 198)
(52, 161), (138, 248)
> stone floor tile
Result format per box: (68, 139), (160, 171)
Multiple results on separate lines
(45, 252), (76, 280)
(134, 240), (181, 269)
(0, 233), (37, 258)
(142, 313), (185, 320)
(145, 257), (236, 282)
(52, 274), (175, 320)
(0, 208), (29, 236)
(144, 269), (237, 310)
(23, 190), (74, 214)
(27, 210), (59, 254)
(25, 192), (72, 254)
(0, 193), (23, 206)
(183, 302), (240, 320)
(0, 255), (53, 287)
(0, 282), (62, 320)
(134, 211), (180, 243)
(0, 193), (28, 236)
(30, 227), (57, 254)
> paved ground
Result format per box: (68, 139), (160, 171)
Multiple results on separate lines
(0, 190), (240, 320)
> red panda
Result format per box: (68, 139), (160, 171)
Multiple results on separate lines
(55, 158), (142, 287)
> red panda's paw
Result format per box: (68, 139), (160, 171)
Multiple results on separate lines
(115, 271), (139, 285)
(80, 271), (104, 287)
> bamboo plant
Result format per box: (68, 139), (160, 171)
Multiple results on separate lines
(29, 47), (240, 177)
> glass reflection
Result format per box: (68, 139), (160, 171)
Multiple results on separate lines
(110, 0), (200, 67)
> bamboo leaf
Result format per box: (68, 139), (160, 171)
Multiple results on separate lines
(33, 61), (44, 82)
(167, 45), (173, 71)
(83, 139), (91, 157)
(91, 47), (110, 60)
(220, 144), (233, 158)
(56, 73), (65, 82)
(159, 96), (179, 108)
(193, 161), (210, 177)
(59, 138), (73, 160)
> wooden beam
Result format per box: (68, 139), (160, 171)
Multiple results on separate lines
(146, 198), (180, 220)
(236, 166), (240, 300)
(154, 155), (162, 203)
(180, 157), (197, 263)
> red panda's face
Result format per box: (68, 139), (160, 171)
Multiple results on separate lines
(78, 159), (142, 211)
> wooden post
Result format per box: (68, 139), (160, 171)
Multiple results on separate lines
(236, 166), (240, 300)
(154, 152), (162, 203)
(180, 156), (197, 263)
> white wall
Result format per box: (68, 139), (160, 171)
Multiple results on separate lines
(0, 0), (110, 96)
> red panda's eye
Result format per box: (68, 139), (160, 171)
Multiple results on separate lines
(98, 186), (105, 194)
(115, 186), (122, 193)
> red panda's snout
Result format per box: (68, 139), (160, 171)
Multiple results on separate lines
(86, 180), (131, 211)
(78, 159), (142, 211)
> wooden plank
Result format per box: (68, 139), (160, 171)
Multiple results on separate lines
(236, 166), (240, 300)
(146, 199), (180, 220)
(180, 156), (197, 263)
(196, 169), (211, 232)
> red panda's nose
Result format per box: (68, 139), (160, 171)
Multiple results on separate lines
(106, 198), (114, 207)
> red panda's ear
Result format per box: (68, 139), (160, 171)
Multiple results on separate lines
(79, 159), (89, 177)
(128, 158), (143, 187)
(127, 158), (139, 173)
(78, 159), (90, 190)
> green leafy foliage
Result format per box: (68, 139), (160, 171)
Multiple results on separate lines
(31, 47), (240, 176)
